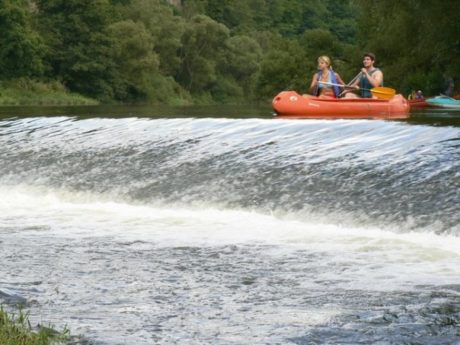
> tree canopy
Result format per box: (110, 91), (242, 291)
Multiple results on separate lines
(0, 0), (457, 103)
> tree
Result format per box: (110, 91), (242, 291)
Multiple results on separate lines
(121, 0), (185, 77)
(353, 0), (460, 94)
(177, 14), (230, 95)
(256, 37), (308, 99)
(219, 35), (262, 97)
(0, 0), (45, 79)
(108, 20), (159, 101)
(4, 0), (361, 104)
(36, 0), (117, 99)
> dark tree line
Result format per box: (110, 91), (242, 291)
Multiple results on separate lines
(0, 0), (457, 104)
(354, 0), (460, 96)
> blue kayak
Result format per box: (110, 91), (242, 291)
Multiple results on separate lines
(425, 96), (460, 109)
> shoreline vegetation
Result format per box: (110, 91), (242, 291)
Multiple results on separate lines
(0, 307), (70, 345)
(0, 1), (457, 107)
(0, 80), (98, 106)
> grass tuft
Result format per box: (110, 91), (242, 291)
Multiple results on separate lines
(0, 306), (70, 345)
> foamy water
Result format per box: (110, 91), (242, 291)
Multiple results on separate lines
(1, 115), (459, 344)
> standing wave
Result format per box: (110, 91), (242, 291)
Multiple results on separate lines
(1, 116), (459, 235)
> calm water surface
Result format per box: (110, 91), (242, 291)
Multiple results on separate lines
(1, 104), (459, 344)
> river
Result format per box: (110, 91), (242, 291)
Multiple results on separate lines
(0, 105), (459, 344)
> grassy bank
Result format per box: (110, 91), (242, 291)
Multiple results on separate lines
(0, 79), (99, 106)
(0, 307), (70, 344)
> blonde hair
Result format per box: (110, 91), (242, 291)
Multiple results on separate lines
(317, 55), (331, 67)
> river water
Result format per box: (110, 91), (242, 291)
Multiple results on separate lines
(0, 105), (459, 344)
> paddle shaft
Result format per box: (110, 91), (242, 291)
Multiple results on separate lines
(320, 81), (394, 95)
(338, 72), (362, 97)
(319, 81), (355, 89)
(347, 72), (362, 86)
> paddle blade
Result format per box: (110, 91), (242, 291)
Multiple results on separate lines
(371, 87), (396, 100)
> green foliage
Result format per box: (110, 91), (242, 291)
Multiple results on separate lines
(36, 0), (118, 99)
(148, 74), (192, 105)
(353, 0), (460, 95)
(0, 0), (45, 79)
(324, 1), (358, 43)
(121, 0), (185, 76)
(204, 0), (252, 31)
(208, 75), (243, 103)
(177, 14), (230, 93)
(269, 0), (328, 36)
(181, 0), (207, 19)
(192, 0), (356, 38)
(218, 35), (262, 99)
(0, 78), (98, 105)
(2, 0), (457, 104)
(0, 0), (362, 104)
(182, 0), (360, 100)
(298, 28), (358, 81)
(108, 0), (189, 102)
(299, 29), (342, 58)
(108, 19), (159, 101)
(0, 307), (69, 344)
(256, 38), (308, 99)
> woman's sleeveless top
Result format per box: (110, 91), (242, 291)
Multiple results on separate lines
(314, 70), (340, 97)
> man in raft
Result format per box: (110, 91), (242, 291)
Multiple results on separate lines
(344, 52), (384, 98)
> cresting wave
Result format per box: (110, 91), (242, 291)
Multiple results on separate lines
(2, 184), (460, 254)
(1, 116), (460, 235)
(1, 115), (460, 344)
(1, 182), (460, 344)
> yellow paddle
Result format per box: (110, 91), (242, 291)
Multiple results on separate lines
(369, 87), (396, 99)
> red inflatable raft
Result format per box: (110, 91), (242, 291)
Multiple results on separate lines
(272, 91), (410, 119)
(408, 99), (430, 108)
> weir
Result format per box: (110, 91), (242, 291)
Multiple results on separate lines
(1, 115), (459, 344)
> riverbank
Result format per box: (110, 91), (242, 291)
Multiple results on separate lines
(0, 80), (98, 106)
(0, 307), (69, 344)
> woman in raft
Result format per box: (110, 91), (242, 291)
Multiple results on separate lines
(309, 55), (345, 98)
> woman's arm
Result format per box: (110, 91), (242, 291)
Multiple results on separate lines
(309, 73), (318, 94)
(335, 73), (345, 86)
